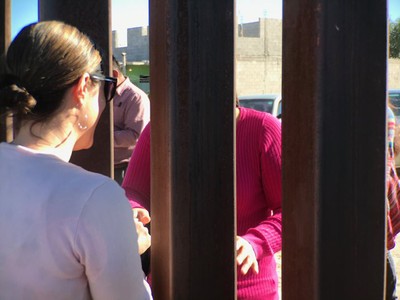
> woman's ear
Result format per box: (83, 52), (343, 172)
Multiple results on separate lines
(72, 73), (91, 107)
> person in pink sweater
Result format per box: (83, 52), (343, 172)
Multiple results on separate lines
(122, 106), (282, 299)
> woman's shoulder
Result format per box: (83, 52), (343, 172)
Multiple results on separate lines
(59, 162), (121, 195)
(239, 107), (281, 130)
(53, 163), (129, 216)
(15, 152), (125, 205)
(238, 108), (281, 152)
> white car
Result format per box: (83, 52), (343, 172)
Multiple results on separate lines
(238, 94), (282, 119)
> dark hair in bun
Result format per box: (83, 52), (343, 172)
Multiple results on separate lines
(0, 21), (101, 129)
(0, 74), (36, 116)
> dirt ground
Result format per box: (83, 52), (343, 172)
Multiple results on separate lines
(275, 235), (400, 297)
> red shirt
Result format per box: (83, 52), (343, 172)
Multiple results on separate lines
(123, 107), (282, 299)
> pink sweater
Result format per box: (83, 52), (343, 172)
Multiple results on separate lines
(122, 107), (282, 299)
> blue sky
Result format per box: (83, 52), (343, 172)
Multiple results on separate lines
(11, 0), (400, 40)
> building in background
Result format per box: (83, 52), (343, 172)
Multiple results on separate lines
(113, 18), (400, 96)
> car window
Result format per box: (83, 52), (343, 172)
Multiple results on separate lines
(239, 99), (274, 113)
(277, 100), (282, 116)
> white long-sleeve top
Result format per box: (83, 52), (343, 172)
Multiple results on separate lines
(0, 142), (152, 300)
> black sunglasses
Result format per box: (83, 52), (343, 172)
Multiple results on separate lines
(90, 74), (117, 103)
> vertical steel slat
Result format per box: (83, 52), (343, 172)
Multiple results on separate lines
(39, 0), (113, 176)
(0, 0), (12, 143)
(150, 0), (236, 298)
(282, 0), (387, 299)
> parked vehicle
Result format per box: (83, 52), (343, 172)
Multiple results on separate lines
(238, 94), (282, 118)
(238, 91), (399, 121)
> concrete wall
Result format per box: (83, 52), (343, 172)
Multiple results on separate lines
(236, 19), (282, 95)
(113, 26), (149, 63)
(112, 19), (400, 96)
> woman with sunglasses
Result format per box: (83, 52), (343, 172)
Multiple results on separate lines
(0, 21), (152, 299)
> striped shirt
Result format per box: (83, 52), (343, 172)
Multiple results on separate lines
(387, 107), (400, 250)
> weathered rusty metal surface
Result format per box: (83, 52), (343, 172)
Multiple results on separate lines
(0, 0), (10, 52)
(0, 0), (11, 143)
(39, 0), (113, 176)
(150, 0), (236, 299)
(282, 0), (387, 299)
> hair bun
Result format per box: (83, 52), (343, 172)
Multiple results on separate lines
(0, 74), (36, 114)
(0, 73), (22, 88)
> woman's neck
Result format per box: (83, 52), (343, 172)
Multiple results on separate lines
(12, 120), (76, 162)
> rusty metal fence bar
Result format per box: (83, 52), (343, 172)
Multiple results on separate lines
(40, 0), (113, 176)
(149, 0), (236, 299)
(0, 0), (11, 143)
(282, 0), (387, 299)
